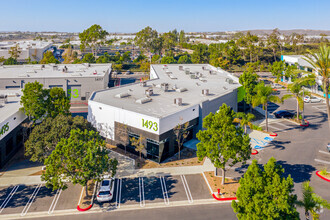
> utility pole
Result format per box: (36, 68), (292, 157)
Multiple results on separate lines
(301, 87), (305, 125)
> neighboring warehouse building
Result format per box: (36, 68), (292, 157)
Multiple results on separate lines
(0, 63), (111, 102)
(282, 55), (324, 96)
(0, 40), (53, 62)
(88, 64), (240, 162)
(0, 90), (27, 168)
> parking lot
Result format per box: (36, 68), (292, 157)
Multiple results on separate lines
(0, 174), (212, 217)
(0, 183), (82, 217)
(261, 119), (300, 134)
(95, 174), (212, 211)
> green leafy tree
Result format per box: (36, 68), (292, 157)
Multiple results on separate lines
(134, 26), (162, 54)
(130, 135), (146, 159)
(82, 53), (96, 63)
(191, 44), (209, 64)
(151, 54), (161, 64)
(236, 112), (255, 134)
(47, 87), (70, 118)
(232, 157), (299, 219)
(227, 43), (242, 65)
(267, 28), (281, 61)
(252, 83), (281, 132)
(25, 115), (93, 163)
(140, 62), (150, 73)
(284, 64), (298, 82)
(40, 51), (59, 64)
(296, 181), (330, 220)
(120, 51), (132, 63)
(239, 70), (259, 109)
(177, 54), (192, 64)
(42, 128), (118, 195)
(161, 56), (177, 64)
(196, 104), (251, 185)
(0, 56), (5, 63)
(79, 24), (108, 56)
(161, 31), (177, 52)
(179, 30), (188, 44)
(20, 81), (48, 123)
(303, 45), (330, 130)
(269, 61), (285, 82)
(3, 57), (18, 65)
(210, 56), (230, 70)
(112, 63), (123, 72)
(8, 44), (22, 60)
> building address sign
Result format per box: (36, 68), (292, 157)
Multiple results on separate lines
(142, 119), (158, 131)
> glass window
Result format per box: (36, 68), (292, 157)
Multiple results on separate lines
(6, 137), (13, 156)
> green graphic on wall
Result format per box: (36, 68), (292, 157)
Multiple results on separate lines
(68, 89), (79, 98)
(0, 122), (9, 137)
(142, 119), (158, 131)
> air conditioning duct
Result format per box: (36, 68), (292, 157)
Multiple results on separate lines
(115, 92), (130, 98)
(174, 98), (182, 106)
(179, 66), (183, 70)
(202, 89), (209, 96)
(140, 81), (147, 87)
(176, 87), (187, 93)
(136, 97), (152, 104)
(145, 88), (153, 96)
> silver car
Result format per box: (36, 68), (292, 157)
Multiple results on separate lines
(96, 178), (115, 203)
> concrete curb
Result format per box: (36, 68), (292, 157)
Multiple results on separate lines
(212, 193), (237, 201)
(251, 149), (258, 155)
(300, 120), (309, 127)
(77, 204), (92, 211)
(316, 171), (330, 182)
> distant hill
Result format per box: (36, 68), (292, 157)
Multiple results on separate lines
(238, 29), (330, 36)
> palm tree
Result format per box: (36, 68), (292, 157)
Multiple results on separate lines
(303, 45), (330, 129)
(296, 181), (330, 220)
(252, 83), (281, 132)
(282, 77), (314, 123)
(236, 112), (255, 134)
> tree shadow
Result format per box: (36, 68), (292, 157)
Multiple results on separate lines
(276, 160), (316, 183)
(267, 140), (291, 150)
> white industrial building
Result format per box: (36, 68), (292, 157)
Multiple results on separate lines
(0, 40), (53, 62)
(88, 64), (241, 162)
(0, 90), (27, 168)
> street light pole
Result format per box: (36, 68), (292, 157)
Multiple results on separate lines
(302, 87), (305, 125)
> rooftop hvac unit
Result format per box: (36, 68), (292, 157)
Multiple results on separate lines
(140, 81), (147, 87)
(179, 66), (183, 70)
(62, 66), (68, 73)
(226, 78), (234, 84)
(0, 94), (8, 104)
(53, 65), (58, 71)
(174, 98), (182, 106)
(161, 83), (169, 92)
(136, 97), (152, 104)
(202, 89), (209, 96)
(176, 87), (187, 93)
(145, 88), (153, 96)
(115, 92), (131, 98)
(184, 68), (190, 75)
(190, 74), (197, 79)
(202, 66), (207, 70)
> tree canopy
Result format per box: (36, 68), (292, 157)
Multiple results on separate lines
(196, 104), (251, 185)
(40, 51), (59, 64)
(42, 128), (117, 192)
(79, 24), (108, 56)
(232, 157), (299, 219)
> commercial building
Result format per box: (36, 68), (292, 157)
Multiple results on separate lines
(88, 64), (240, 162)
(0, 90), (27, 168)
(0, 63), (111, 102)
(0, 40), (53, 62)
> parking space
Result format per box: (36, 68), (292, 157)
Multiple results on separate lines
(0, 183), (82, 217)
(310, 103), (328, 113)
(262, 119), (299, 133)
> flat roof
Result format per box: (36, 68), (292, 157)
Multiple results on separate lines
(0, 40), (51, 50)
(0, 63), (111, 79)
(0, 90), (22, 123)
(282, 55), (313, 68)
(90, 64), (240, 118)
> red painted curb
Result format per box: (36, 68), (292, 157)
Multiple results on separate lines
(77, 204), (92, 211)
(212, 193), (237, 201)
(251, 150), (258, 155)
(300, 120), (309, 127)
(269, 133), (277, 137)
(316, 171), (330, 182)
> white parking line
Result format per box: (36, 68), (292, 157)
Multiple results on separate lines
(319, 150), (330, 156)
(272, 122), (295, 129)
(138, 177), (145, 207)
(159, 176), (169, 205)
(48, 188), (62, 215)
(315, 159), (330, 165)
(180, 175), (193, 204)
(267, 124), (287, 132)
(21, 184), (42, 217)
(115, 178), (122, 209)
(0, 185), (19, 213)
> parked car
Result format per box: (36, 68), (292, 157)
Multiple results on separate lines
(96, 177), (115, 203)
(272, 83), (283, 89)
(273, 110), (295, 118)
(304, 96), (322, 103)
(327, 143), (330, 152)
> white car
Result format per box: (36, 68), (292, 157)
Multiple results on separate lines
(304, 96), (322, 103)
(271, 83), (283, 89)
(96, 178), (115, 202)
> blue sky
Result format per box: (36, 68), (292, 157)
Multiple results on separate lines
(0, 0), (329, 33)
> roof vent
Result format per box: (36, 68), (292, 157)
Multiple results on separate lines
(115, 92), (130, 98)
(179, 66), (184, 70)
(136, 97), (152, 104)
(140, 81), (147, 87)
(161, 83), (169, 92)
(145, 88), (153, 96)
(174, 98), (182, 106)
(202, 89), (209, 96)
(176, 87), (187, 93)
(0, 94), (8, 105)
(62, 66), (68, 73)
(202, 66), (207, 70)
(53, 65), (58, 71)
(226, 78), (234, 84)
(184, 68), (190, 75)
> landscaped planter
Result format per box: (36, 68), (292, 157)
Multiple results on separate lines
(269, 132), (277, 137)
(251, 149), (258, 155)
(212, 193), (237, 201)
(77, 204), (92, 211)
(316, 171), (330, 182)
